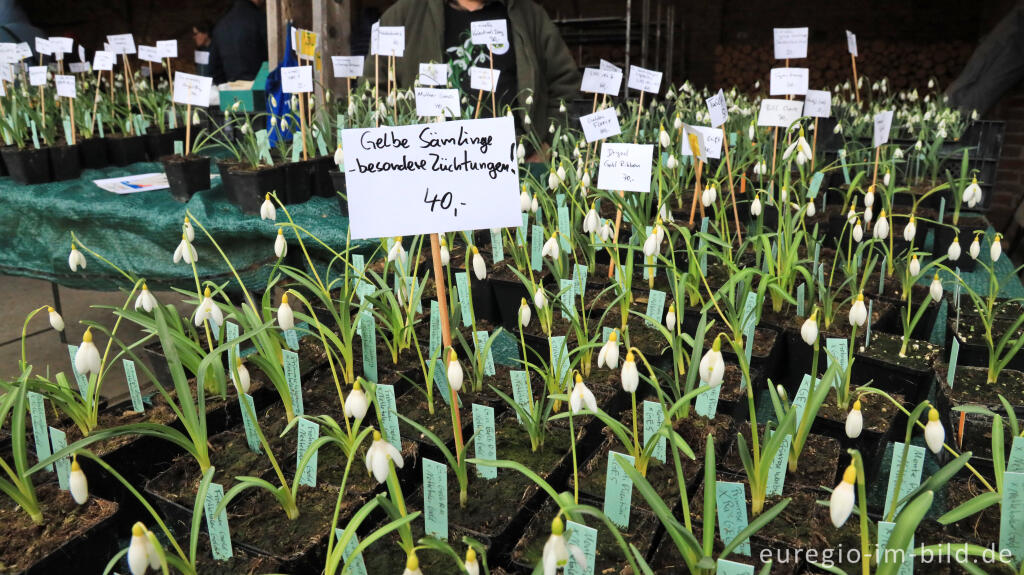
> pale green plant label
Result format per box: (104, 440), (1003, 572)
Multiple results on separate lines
(376, 384), (401, 451)
(604, 451), (635, 529)
(490, 229), (504, 262)
(204, 482), (233, 560)
(765, 430), (791, 496)
(49, 427), (69, 490)
(694, 380), (721, 418)
(878, 520), (914, 575)
(566, 520), (597, 575)
(1008, 437), (1024, 473)
(67, 345), (89, 399)
(239, 393), (261, 453)
(716, 559), (754, 575)
(472, 403), (497, 479)
(1001, 471), (1024, 562)
(531, 224), (544, 271)
(283, 349), (304, 416)
(883, 442), (925, 516)
(123, 359), (144, 413)
(510, 370), (531, 423)
(27, 392), (51, 471)
(947, 337), (960, 388)
(456, 272), (472, 327)
(334, 529), (368, 575)
(716, 480), (751, 555)
(422, 457), (448, 538)
(296, 418), (319, 487)
(360, 311), (377, 383)
(645, 289), (666, 328)
(429, 299), (442, 358)
(474, 330), (496, 376)
(642, 400), (666, 463)
(560, 278), (576, 320)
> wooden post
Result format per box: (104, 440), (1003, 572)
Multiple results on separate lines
(851, 54), (861, 104)
(89, 71), (102, 135)
(488, 47), (496, 116)
(298, 92), (309, 160)
(69, 97), (76, 146)
(608, 90), (646, 277)
(721, 126), (742, 244)
(165, 57), (176, 120)
(811, 117), (819, 171)
(428, 232), (464, 458)
(185, 103), (192, 156)
(122, 54), (135, 135)
(689, 159), (703, 225)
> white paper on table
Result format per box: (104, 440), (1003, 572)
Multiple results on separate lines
(194, 50), (210, 65)
(106, 33), (136, 55)
(93, 51), (115, 71)
(157, 40), (179, 59)
(418, 62), (449, 86)
(597, 143), (654, 193)
(281, 65), (314, 93)
(579, 108), (621, 143)
(706, 89), (729, 128)
(804, 90), (831, 118)
(28, 65), (46, 86)
(773, 27), (808, 59)
(414, 87), (461, 117)
(627, 65), (662, 94)
(138, 45), (161, 63)
(681, 125), (724, 161)
(757, 99), (804, 128)
(846, 30), (858, 57)
(873, 110), (894, 148)
(469, 66), (500, 92)
(580, 68), (622, 96)
(94, 173), (170, 194)
(332, 55), (365, 78)
(173, 72), (213, 107)
(55, 74), (75, 98)
(770, 67), (809, 96)
(470, 20), (509, 46)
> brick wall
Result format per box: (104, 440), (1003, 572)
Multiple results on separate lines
(989, 80), (1024, 234)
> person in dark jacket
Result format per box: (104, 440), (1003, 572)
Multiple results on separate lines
(193, 19), (214, 77)
(209, 0), (268, 84)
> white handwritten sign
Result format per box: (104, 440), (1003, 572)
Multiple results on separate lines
(415, 87), (461, 117)
(804, 89), (831, 118)
(470, 66), (500, 92)
(106, 34), (136, 55)
(757, 99), (804, 128)
(770, 67), (809, 96)
(598, 143), (654, 193)
(846, 30), (858, 57)
(281, 66), (314, 94)
(173, 72), (213, 107)
(93, 51), (115, 71)
(55, 75), (75, 98)
(581, 68), (622, 96)
(470, 20), (508, 46)
(194, 50), (210, 65)
(342, 116), (520, 239)
(69, 62), (90, 74)
(579, 108), (621, 142)
(706, 89), (728, 128)
(600, 58), (621, 73)
(418, 62), (449, 86)
(682, 125), (724, 161)
(50, 37), (74, 54)
(34, 37), (52, 56)
(332, 55), (365, 78)
(28, 66), (46, 86)
(627, 65), (662, 94)
(773, 27), (808, 59)
(371, 24), (405, 57)
(138, 45), (161, 63)
(0, 43), (17, 64)
(873, 110), (894, 147)
(157, 40), (178, 59)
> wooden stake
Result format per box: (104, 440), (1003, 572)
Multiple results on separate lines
(871, 144), (881, 187)
(389, 54), (397, 125)
(721, 126), (742, 244)
(811, 117), (819, 171)
(689, 159), (703, 225)
(851, 54), (861, 104)
(488, 47), (496, 116)
(185, 103), (192, 156)
(165, 57), (176, 120)
(122, 53), (135, 135)
(299, 92), (309, 161)
(428, 232), (464, 458)
(89, 71), (102, 135)
(770, 126), (779, 176)
(608, 90), (646, 277)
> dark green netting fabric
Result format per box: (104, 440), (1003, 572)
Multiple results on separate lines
(0, 161), (373, 292)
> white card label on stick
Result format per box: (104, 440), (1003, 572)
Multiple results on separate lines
(470, 19), (508, 46)
(332, 55), (364, 78)
(773, 27), (808, 59)
(28, 65), (46, 86)
(579, 108), (621, 143)
(69, 62), (89, 74)
(414, 87), (461, 117)
(769, 67), (809, 96)
(706, 89), (728, 128)
(157, 40), (178, 59)
(173, 72), (213, 107)
(194, 50), (210, 65)
(281, 65), (314, 94)
(804, 89), (832, 118)
(137, 45), (160, 63)
(600, 58), (621, 72)
(55, 75), (75, 98)
(846, 30), (858, 57)
(93, 51), (115, 71)
(35, 37), (52, 55)
(418, 62), (448, 86)
(682, 125), (724, 161)
(757, 99), (804, 128)
(469, 66), (499, 92)
(106, 33), (136, 55)
(342, 116), (520, 239)
(580, 68), (622, 96)
(873, 110), (894, 148)
(627, 65), (662, 94)
(50, 37), (74, 54)
(372, 25), (405, 57)
(597, 143), (654, 193)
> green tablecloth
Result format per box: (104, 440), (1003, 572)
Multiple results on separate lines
(0, 161), (370, 292)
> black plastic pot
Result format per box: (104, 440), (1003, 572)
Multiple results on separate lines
(78, 138), (108, 169)
(492, 277), (532, 330)
(0, 147), (7, 176)
(17, 490), (120, 575)
(310, 155), (335, 198)
(106, 134), (148, 166)
(282, 160), (313, 204)
(329, 170), (347, 215)
(163, 155), (211, 202)
(2, 146), (52, 184)
(145, 128), (178, 161)
(932, 217), (988, 273)
(49, 144), (82, 182)
(227, 165), (285, 215)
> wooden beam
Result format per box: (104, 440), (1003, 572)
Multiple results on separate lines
(313, 0), (352, 98)
(267, 0), (283, 70)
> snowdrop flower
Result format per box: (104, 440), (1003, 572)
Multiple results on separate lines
(674, 115), (683, 130)
(194, 287), (224, 328)
(782, 130), (812, 165)
(556, 164), (567, 184)
(524, 114), (532, 127)
(909, 255), (921, 277)
(924, 408), (945, 454)
(278, 292), (295, 331)
(542, 233), (560, 260)
(68, 243), (87, 271)
(465, 547), (480, 575)
(333, 145), (344, 168)
(847, 204), (858, 225)
(893, 147), (904, 160)
(182, 217), (194, 241)
(598, 220), (613, 243)
(699, 337), (725, 386)
(830, 465), (857, 528)
(581, 170), (591, 189)
(274, 229), (288, 258)
(659, 126), (670, 148)
(543, 515), (586, 575)
(748, 123), (755, 141)
(904, 216), (916, 242)
(547, 169), (559, 190)
(666, 154), (678, 170)
(597, 331), (619, 369)
(963, 177), (981, 207)
(806, 199), (816, 217)
(471, 246), (487, 280)
(845, 400), (863, 438)
(778, 186), (788, 204)
(569, 373), (597, 414)
(519, 298), (531, 327)
(534, 288), (548, 311)
(344, 380), (368, 420)
(753, 160), (767, 175)
(70, 455), (88, 504)
(852, 220), (863, 242)
(439, 238), (450, 267)
(447, 348), (464, 392)
(520, 188), (532, 212)
(750, 194), (762, 217)
(621, 351), (639, 393)
(849, 293), (867, 327)
(260, 194), (276, 220)
(75, 328), (102, 377)
(665, 303), (676, 331)
(834, 123), (843, 135)
(948, 237), (961, 261)
(173, 234), (197, 264)
(48, 307), (64, 331)
(641, 226), (662, 258)
(883, 170), (891, 187)
(969, 236), (981, 260)
(516, 143), (526, 163)
(230, 357), (251, 394)
(365, 430), (404, 483)
(583, 204), (599, 234)
(864, 188), (875, 208)
(873, 210), (889, 240)
(127, 522), (150, 575)
(991, 234), (1002, 262)
(701, 184), (717, 207)
(801, 310), (818, 345)
(387, 237), (407, 267)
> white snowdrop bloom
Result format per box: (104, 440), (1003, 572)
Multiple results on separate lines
(365, 430), (404, 483)
(864, 205), (873, 224)
(48, 306), (64, 331)
(581, 171), (591, 189)
(893, 147), (904, 160)
(948, 237), (961, 261)
(806, 199), (816, 217)
(621, 351), (639, 393)
(583, 205), (600, 234)
(834, 123), (843, 135)
(929, 79), (935, 89)
(643, 227), (661, 257)
(569, 374), (598, 414)
(333, 145), (344, 167)
(542, 234), (560, 260)
(173, 234), (197, 264)
(597, 331), (619, 369)
(748, 123), (755, 141)
(68, 244), (87, 271)
(665, 303), (676, 331)
(883, 170), (891, 187)
(853, 220), (864, 242)
(702, 184), (717, 207)
(598, 220), (613, 243)
(909, 255), (921, 277)
(344, 380), (368, 420)
(465, 548), (480, 575)
(387, 237), (407, 268)
(874, 210), (889, 240)
(194, 287), (224, 328)
(144, 528), (160, 571)
(534, 289), (549, 312)
(183, 218), (194, 242)
(547, 169), (559, 190)
(471, 247), (487, 280)
(924, 408), (945, 454)
(439, 238), (450, 267)
(519, 298), (532, 327)
(524, 114), (532, 127)
(845, 400), (863, 438)
(779, 186), (788, 204)
(543, 516), (586, 575)
(274, 229), (288, 258)
(69, 455), (89, 504)
(801, 310), (818, 345)
(75, 328), (102, 377)
(849, 293), (867, 327)
(260, 194), (276, 220)
(548, 123), (556, 134)
(830, 465), (857, 528)
(278, 292), (295, 331)
(446, 349), (464, 392)
(231, 358), (251, 394)
(750, 195), (762, 217)
(517, 143), (526, 162)
(847, 205), (857, 225)
(127, 522), (149, 575)
(904, 217), (916, 242)
(915, 140), (923, 151)
(969, 236), (981, 260)
(520, 188), (532, 212)
(659, 128), (670, 148)
(673, 115), (683, 130)
(864, 189), (875, 208)
(666, 154), (678, 170)
(991, 234), (1003, 262)
(556, 164), (567, 183)
(699, 337), (725, 386)
(525, 94), (534, 106)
